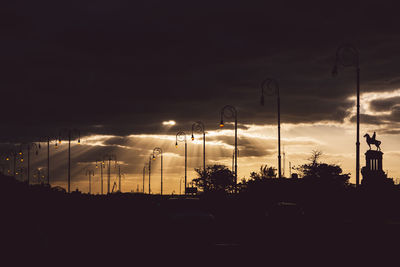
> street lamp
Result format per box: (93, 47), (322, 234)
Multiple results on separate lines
(102, 154), (117, 194)
(191, 121), (206, 173)
(261, 78), (282, 179)
(332, 44), (360, 187)
(220, 105), (238, 192)
(4, 149), (22, 178)
(58, 129), (80, 193)
(176, 131), (187, 194)
(142, 164), (147, 193)
(40, 136), (58, 186)
(232, 148), (239, 174)
(148, 154), (152, 194)
(116, 164), (124, 192)
(20, 143), (40, 185)
(95, 160), (106, 194)
(86, 169), (95, 194)
(152, 147), (163, 195)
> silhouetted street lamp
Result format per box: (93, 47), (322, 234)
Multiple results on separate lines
(95, 160), (105, 194)
(148, 154), (152, 194)
(191, 121), (206, 173)
(176, 131), (187, 194)
(220, 105), (238, 192)
(102, 154), (117, 194)
(232, 148), (239, 174)
(152, 147), (163, 195)
(332, 44), (360, 187)
(142, 164), (147, 193)
(41, 136), (58, 185)
(20, 143), (40, 185)
(86, 169), (94, 194)
(58, 129), (81, 193)
(261, 78), (281, 179)
(5, 149), (21, 177)
(116, 164), (124, 192)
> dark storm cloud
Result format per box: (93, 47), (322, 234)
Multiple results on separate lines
(2, 0), (400, 142)
(370, 96), (400, 112)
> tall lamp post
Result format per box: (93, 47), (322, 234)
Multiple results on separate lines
(20, 143), (40, 185)
(332, 44), (360, 187)
(102, 154), (117, 194)
(142, 164), (147, 193)
(96, 160), (105, 194)
(148, 154), (152, 194)
(41, 136), (58, 185)
(191, 121), (206, 173)
(86, 169), (94, 194)
(261, 78), (281, 179)
(220, 105), (238, 192)
(152, 147), (163, 195)
(176, 131), (187, 194)
(5, 149), (21, 178)
(58, 129), (81, 193)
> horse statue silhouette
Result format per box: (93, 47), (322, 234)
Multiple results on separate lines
(364, 132), (381, 151)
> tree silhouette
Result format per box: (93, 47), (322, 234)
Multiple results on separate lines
(192, 165), (235, 193)
(249, 164), (277, 181)
(296, 150), (350, 186)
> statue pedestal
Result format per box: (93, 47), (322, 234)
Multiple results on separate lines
(361, 150), (389, 186)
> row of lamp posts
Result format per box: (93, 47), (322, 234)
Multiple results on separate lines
(2, 44), (361, 192)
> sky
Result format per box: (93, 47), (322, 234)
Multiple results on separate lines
(1, 0), (400, 193)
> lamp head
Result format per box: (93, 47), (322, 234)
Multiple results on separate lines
(219, 120), (224, 128)
(152, 155), (156, 160)
(59, 139), (61, 144)
(78, 139), (81, 144)
(6, 157), (9, 161)
(20, 158), (24, 162)
(191, 134), (194, 141)
(175, 141), (178, 148)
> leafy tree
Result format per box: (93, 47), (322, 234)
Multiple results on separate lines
(249, 164), (277, 181)
(296, 150), (350, 186)
(192, 165), (235, 193)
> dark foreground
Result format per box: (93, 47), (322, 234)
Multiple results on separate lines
(1, 177), (400, 266)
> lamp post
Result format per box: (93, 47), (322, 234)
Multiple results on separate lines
(191, 121), (206, 173)
(58, 129), (81, 193)
(117, 164), (124, 192)
(220, 105), (238, 192)
(332, 44), (360, 187)
(148, 154), (152, 194)
(176, 131), (187, 194)
(86, 169), (94, 194)
(102, 154), (117, 194)
(5, 150), (21, 178)
(142, 164), (147, 193)
(152, 147), (163, 195)
(20, 143), (40, 185)
(261, 78), (281, 179)
(41, 136), (58, 185)
(232, 148), (239, 174)
(95, 160), (105, 194)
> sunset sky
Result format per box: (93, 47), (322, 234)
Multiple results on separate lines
(2, 1), (400, 193)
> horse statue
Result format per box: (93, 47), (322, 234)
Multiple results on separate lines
(364, 132), (381, 151)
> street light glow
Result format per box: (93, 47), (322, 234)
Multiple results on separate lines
(162, 120), (176, 126)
